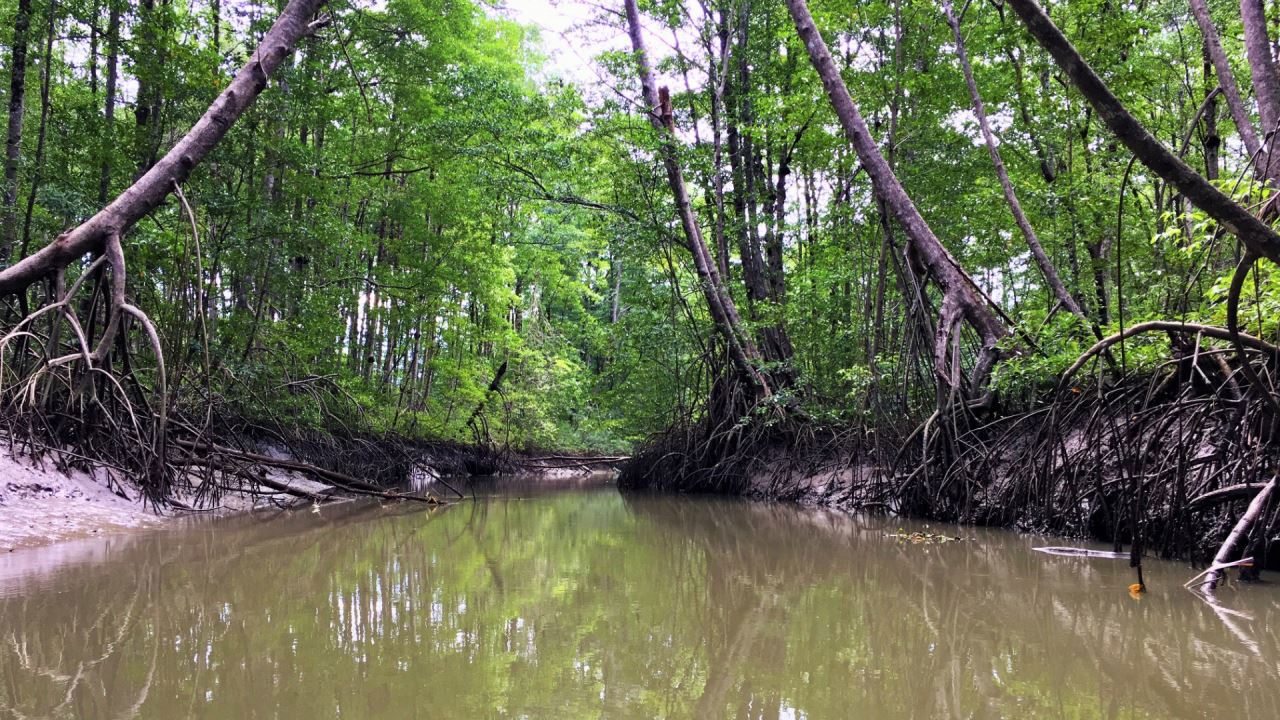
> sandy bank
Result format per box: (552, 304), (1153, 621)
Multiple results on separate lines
(0, 451), (331, 553)
(0, 446), (622, 553)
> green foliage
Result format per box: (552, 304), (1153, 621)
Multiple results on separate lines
(0, 0), (1271, 450)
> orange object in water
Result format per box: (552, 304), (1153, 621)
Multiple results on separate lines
(1129, 582), (1146, 599)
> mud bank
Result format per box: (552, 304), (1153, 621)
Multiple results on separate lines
(0, 435), (623, 553)
(620, 367), (1280, 566)
(0, 449), (334, 552)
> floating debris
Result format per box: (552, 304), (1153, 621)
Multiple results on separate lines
(1033, 546), (1129, 559)
(886, 529), (963, 544)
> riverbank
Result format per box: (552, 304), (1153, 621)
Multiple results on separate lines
(0, 447), (336, 552)
(0, 433), (624, 552)
(620, 369), (1275, 567)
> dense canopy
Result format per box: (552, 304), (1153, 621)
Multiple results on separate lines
(1, 0), (1278, 521)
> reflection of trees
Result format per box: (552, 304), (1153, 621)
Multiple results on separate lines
(1, 492), (1278, 718)
(625, 494), (1280, 719)
(0, 500), (456, 718)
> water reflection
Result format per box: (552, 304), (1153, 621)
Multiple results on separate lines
(1, 488), (1279, 718)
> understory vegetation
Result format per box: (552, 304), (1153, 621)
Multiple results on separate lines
(3, 0), (1280, 570)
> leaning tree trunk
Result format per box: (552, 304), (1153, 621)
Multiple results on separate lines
(784, 0), (1010, 388)
(0, 0), (327, 500)
(0, 0), (328, 297)
(622, 0), (772, 396)
(1239, 0), (1280, 155)
(1188, 0), (1264, 169)
(1006, 0), (1280, 263)
(1201, 475), (1276, 591)
(1007, 0), (1280, 584)
(942, 0), (1091, 334)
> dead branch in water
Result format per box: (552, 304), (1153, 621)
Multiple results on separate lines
(174, 439), (441, 504)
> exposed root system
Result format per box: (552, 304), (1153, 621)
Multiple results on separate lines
(622, 332), (1280, 569)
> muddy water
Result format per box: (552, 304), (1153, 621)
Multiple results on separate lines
(1, 481), (1279, 719)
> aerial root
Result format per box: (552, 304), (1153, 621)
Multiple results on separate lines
(0, 232), (177, 502)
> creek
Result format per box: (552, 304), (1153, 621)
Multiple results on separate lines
(1, 477), (1277, 718)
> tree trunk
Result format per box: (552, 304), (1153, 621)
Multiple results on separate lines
(98, 0), (121, 204)
(18, 0), (56, 260)
(943, 0), (1092, 332)
(1240, 0), (1280, 154)
(1006, 0), (1280, 264)
(0, 0), (328, 297)
(622, 0), (771, 395)
(1, 0), (33, 261)
(785, 0), (1010, 386)
(1189, 0), (1264, 168)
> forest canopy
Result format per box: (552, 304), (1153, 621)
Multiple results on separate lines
(0, 0), (1273, 463)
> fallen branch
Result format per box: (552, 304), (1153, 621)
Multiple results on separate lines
(1198, 475), (1276, 591)
(174, 439), (440, 504)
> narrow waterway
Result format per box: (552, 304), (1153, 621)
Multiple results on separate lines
(1, 479), (1278, 718)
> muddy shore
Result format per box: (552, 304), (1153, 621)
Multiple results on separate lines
(0, 441), (623, 553)
(0, 449), (337, 552)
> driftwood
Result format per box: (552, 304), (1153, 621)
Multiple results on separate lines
(175, 439), (440, 504)
(1200, 476), (1276, 590)
(1033, 547), (1129, 559)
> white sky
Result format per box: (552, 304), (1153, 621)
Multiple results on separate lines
(496, 0), (608, 83)
(493, 0), (693, 100)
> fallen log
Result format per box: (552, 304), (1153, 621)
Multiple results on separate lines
(174, 439), (439, 504)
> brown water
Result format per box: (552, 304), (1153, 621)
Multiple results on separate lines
(2, 481), (1279, 719)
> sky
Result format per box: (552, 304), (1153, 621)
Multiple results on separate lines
(497, 0), (609, 83)
(494, 0), (697, 100)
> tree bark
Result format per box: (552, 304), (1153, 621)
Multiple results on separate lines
(1, 0), (33, 261)
(1188, 0), (1264, 168)
(943, 0), (1090, 331)
(784, 0), (1010, 385)
(1240, 0), (1280, 155)
(18, 0), (56, 260)
(98, 0), (121, 204)
(1006, 0), (1280, 264)
(622, 0), (770, 394)
(0, 0), (328, 297)
(1201, 475), (1276, 591)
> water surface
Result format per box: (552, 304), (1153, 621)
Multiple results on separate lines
(2, 481), (1279, 718)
